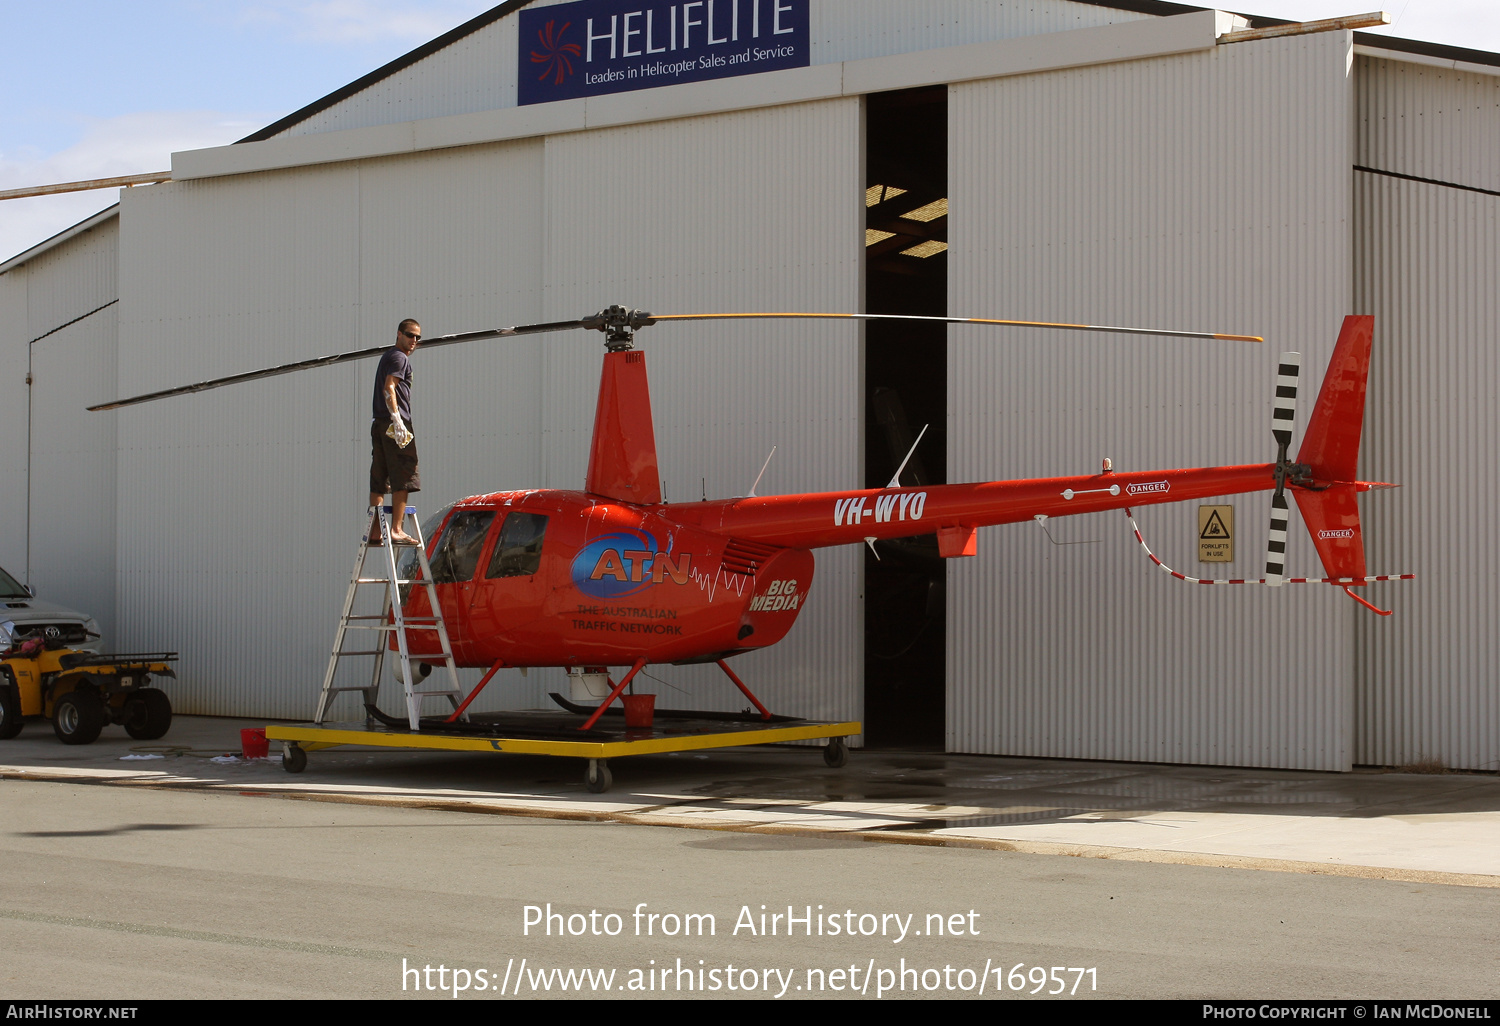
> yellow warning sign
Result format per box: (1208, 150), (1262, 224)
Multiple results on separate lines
(1198, 505), (1233, 563)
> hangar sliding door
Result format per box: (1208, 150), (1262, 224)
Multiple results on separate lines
(1354, 55), (1500, 771)
(541, 98), (864, 725)
(116, 141), (548, 719)
(947, 33), (1358, 769)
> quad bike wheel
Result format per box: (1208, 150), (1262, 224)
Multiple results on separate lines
(0, 685), (22, 740)
(123, 688), (172, 740)
(53, 689), (105, 745)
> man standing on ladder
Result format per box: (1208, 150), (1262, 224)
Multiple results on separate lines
(368, 318), (421, 545)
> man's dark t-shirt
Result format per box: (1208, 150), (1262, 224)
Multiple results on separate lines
(372, 348), (413, 425)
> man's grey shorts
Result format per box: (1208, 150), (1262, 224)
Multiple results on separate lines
(370, 420), (420, 493)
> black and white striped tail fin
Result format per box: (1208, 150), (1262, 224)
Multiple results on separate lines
(1265, 351), (1301, 587)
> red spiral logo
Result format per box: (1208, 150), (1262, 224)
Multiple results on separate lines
(530, 20), (581, 85)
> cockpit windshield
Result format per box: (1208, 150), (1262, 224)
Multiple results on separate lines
(430, 510), (496, 583)
(0, 566), (28, 599)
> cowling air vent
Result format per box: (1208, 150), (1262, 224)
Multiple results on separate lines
(720, 538), (779, 577)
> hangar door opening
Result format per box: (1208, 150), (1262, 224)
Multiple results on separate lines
(863, 86), (948, 749)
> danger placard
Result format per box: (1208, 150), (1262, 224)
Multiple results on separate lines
(1198, 505), (1233, 562)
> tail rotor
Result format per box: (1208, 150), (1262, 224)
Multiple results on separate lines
(1265, 352), (1304, 586)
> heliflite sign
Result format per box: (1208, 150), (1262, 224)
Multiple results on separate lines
(518, 0), (809, 106)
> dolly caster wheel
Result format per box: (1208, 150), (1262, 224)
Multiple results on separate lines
(823, 737), (848, 768)
(282, 744), (307, 773)
(585, 758), (612, 794)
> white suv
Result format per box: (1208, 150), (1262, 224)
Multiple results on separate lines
(0, 565), (101, 652)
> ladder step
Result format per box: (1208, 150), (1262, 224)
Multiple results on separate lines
(345, 614), (442, 623)
(343, 621), (444, 630)
(318, 506), (457, 729)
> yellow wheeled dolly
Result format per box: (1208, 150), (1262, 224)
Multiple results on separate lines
(266, 713), (859, 793)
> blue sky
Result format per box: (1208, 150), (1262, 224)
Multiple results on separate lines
(3, 0), (1497, 262)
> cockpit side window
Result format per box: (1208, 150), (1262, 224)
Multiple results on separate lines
(430, 510), (496, 583)
(486, 513), (548, 578)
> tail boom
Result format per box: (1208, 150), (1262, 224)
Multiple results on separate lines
(671, 464), (1276, 550)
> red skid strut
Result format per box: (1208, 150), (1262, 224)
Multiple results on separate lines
(716, 659), (771, 720)
(445, 659), (505, 723)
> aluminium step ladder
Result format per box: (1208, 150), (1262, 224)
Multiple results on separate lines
(313, 505), (466, 730)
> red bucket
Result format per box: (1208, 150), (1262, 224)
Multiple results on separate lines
(620, 694), (655, 728)
(240, 727), (269, 759)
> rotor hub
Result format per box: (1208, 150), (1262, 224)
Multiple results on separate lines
(584, 305), (655, 351)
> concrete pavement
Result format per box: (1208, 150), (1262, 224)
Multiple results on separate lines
(3, 715), (1497, 886)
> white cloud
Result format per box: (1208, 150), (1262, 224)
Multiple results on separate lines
(0, 110), (265, 264)
(234, 0), (496, 46)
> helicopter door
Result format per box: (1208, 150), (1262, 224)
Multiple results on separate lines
(469, 512), (550, 648)
(426, 509), (496, 662)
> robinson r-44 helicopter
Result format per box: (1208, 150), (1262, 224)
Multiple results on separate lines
(94, 306), (1409, 732)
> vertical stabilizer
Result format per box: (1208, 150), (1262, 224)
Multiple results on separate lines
(1292, 315), (1376, 584)
(586, 350), (662, 504)
(1296, 315), (1374, 482)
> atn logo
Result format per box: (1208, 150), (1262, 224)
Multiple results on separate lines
(1126, 480), (1170, 496)
(1317, 529), (1355, 540)
(570, 529), (694, 600)
(749, 579), (802, 612)
(834, 491), (927, 527)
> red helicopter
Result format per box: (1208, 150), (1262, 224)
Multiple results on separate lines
(94, 306), (1408, 729)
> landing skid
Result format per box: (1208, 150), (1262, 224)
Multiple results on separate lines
(547, 692), (799, 724)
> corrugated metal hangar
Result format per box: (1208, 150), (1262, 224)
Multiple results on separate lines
(3, 0), (1497, 771)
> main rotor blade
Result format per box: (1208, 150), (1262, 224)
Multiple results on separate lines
(649, 312), (1263, 343)
(90, 305), (1261, 412)
(87, 318), (587, 411)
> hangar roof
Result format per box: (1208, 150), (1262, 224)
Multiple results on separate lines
(6, 0), (1498, 272)
(0, 205), (117, 276)
(236, 0), (1500, 145)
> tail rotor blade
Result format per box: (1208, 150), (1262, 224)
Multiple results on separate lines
(1271, 352), (1301, 451)
(1266, 491), (1292, 587)
(1265, 351), (1301, 587)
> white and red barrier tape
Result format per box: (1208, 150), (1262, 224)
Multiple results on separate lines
(1123, 507), (1415, 614)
